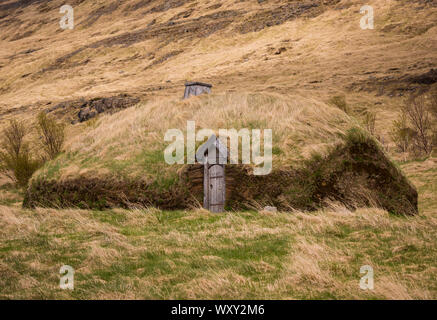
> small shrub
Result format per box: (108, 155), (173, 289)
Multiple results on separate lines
(0, 119), (26, 160)
(403, 95), (433, 155)
(0, 120), (42, 187)
(390, 93), (437, 156)
(429, 90), (437, 148)
(36, 112), (65, 160)
(390, 111), (415, 153)
(8, 151), (42, 188)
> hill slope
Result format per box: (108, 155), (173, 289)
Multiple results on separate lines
(0, 0), (436, 111)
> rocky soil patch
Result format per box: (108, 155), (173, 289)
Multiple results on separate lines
(349, 68), (437, 96)
(46, 94), (140, 123)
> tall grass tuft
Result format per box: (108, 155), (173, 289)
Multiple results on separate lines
(329, 95), (349, 114)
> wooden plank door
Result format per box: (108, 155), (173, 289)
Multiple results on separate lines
(208, 164), (225, 213)
(203, 158), (210, 210)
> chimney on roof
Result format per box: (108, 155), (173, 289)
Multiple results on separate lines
(183, 81), (212, 99)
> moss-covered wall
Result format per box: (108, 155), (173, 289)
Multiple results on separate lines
(24, 129), (418, 215)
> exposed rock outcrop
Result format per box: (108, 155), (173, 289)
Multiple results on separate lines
(46, 94), (140, 123)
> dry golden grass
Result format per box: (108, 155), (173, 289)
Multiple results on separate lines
(0, 203), (436, 299)
(400, 157), (437, 216)
(32, 91), (355, 182)
(2, 145), (437, 300)
(0, 0), (436, 116)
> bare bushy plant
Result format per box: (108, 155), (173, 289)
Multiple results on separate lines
(0, 120), (42, 187)
(1, 119), (26, 160)
(36, 112), (65, 160)
(403, 95), (433, 155)
(390, 111), (415, 153)
(391, 93), (436, 156)
(429, 90), (437, 148)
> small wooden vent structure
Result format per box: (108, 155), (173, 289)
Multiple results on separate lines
(183, 81), (212, 99)
(196, 135), (227, 213)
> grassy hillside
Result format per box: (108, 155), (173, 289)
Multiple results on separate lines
(32, 93), (352, 182)
(1, 0), (436, 113)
